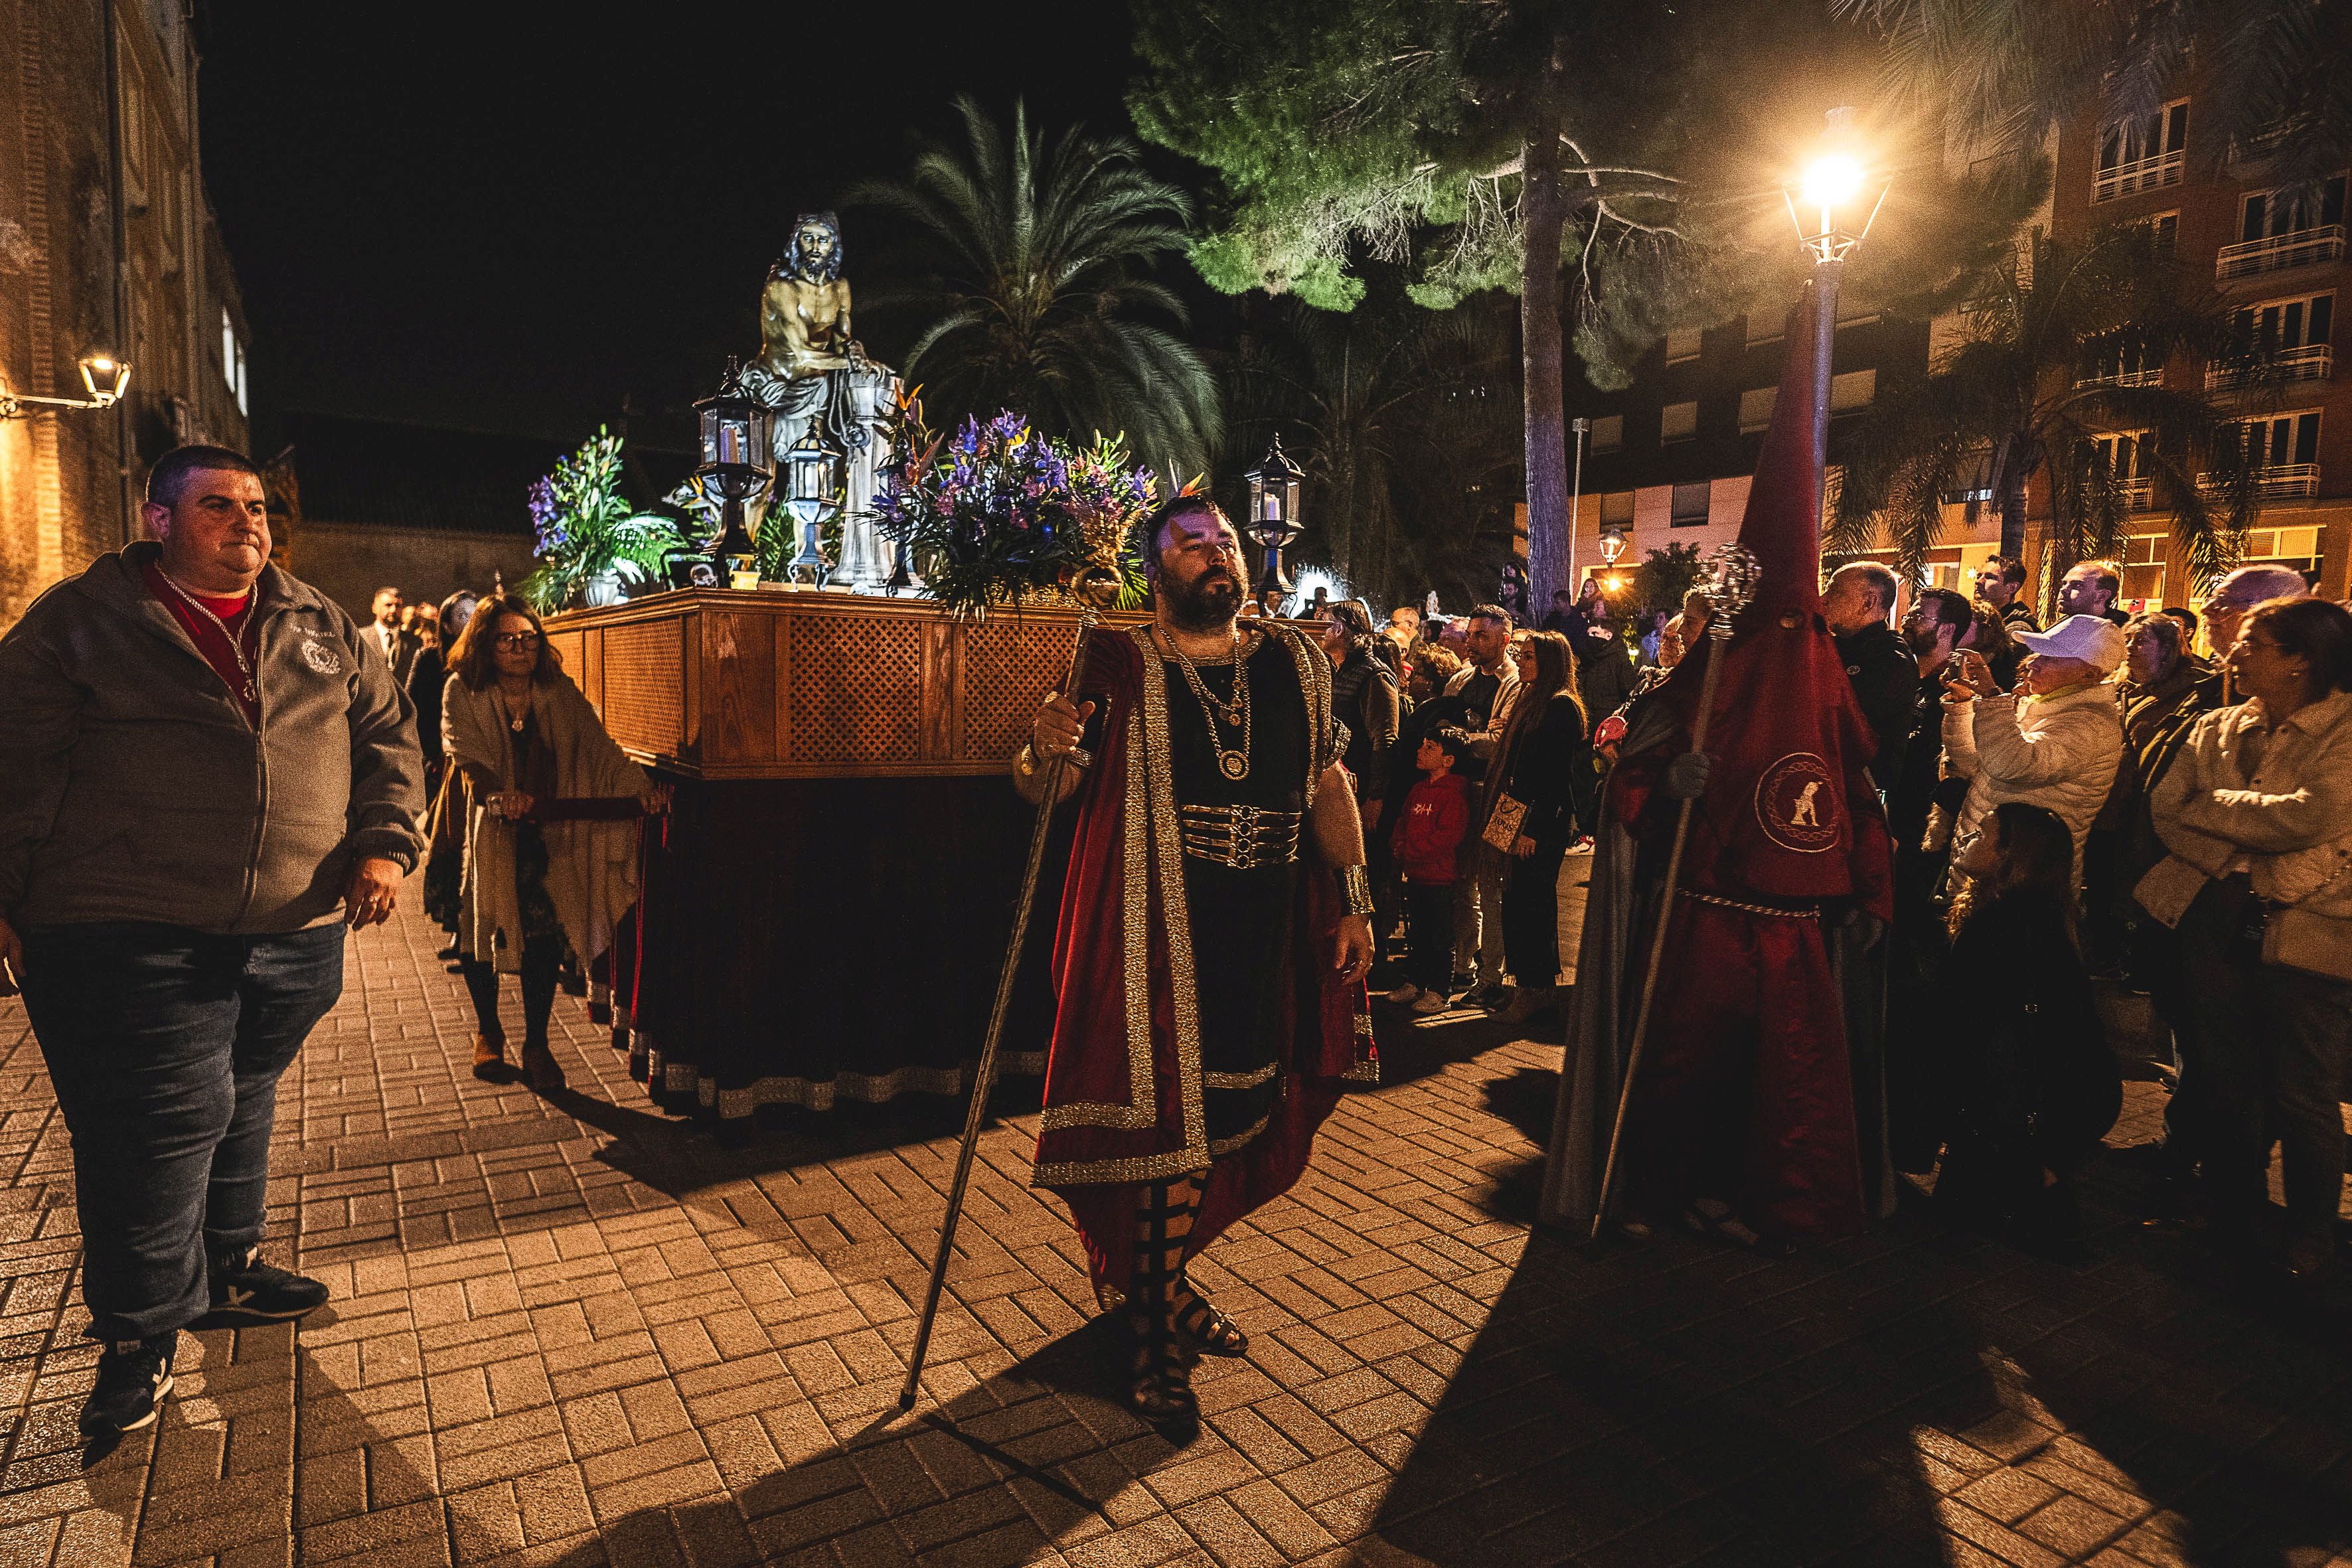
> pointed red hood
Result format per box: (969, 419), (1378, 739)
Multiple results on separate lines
(1645, 276), (1891, 915)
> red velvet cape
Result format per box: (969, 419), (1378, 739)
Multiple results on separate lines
(1032, 625), (1375, 1295)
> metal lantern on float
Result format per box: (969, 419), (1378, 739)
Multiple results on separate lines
(1242, 435), (1304, 598)
(694, 357), (774, 589)
(782, 423), (844, 588)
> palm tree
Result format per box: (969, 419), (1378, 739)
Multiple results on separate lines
(1839, 0), (2351, 193)
(1228, 284), (1522, 613)
(846, 97), (1220, 478)
(1829, 224), (2260, 597)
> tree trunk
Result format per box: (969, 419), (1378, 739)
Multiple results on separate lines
(1998, 472), (2029, 565)
(1519, 62), (1573, 615)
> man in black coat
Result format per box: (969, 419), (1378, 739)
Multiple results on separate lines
(1822, 563), (1919, 787)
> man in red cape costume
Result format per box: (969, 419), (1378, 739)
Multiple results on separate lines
(1541, 276), (1893, 1247)
(1024, 497), (1375, 1420)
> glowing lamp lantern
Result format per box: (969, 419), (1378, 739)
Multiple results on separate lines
(1784, 108), (1890, 266)
(693, 357), (775, 589)
(3, 351), (131, 420)
(1599, 526), (1628, 594)
(1242, 435), (1305, 599)
(79, 354), (131, 406)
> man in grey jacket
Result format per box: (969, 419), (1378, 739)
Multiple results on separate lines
(0, 445), (424, 1437)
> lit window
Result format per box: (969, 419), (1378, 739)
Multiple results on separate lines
(1670, 482), (1711, 527)
(1665, 327), (1701, 364)
(1661, 401), (1698, 441)
(1830, 370), (1876, 412)
(1589, 414), (1622, 453)
(1739, 387), (1776, 432)
(1600, 491), (1635, 526)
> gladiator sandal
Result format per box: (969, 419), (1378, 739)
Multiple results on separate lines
(1168, 1175), (1247, 1357)
(1128, 1180), (1198, 1421)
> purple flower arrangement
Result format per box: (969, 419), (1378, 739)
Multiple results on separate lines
(872, 394), (1156, 617)
(516, 426), (687, 611)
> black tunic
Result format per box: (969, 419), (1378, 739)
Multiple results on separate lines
(1164, 634), (1312, 1152)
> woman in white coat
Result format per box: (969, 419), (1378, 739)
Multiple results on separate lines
(2144, 597), (2352, 1278)
(441, 595), (664, 1089)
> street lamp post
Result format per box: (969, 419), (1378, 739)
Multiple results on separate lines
(0, 353), (130, 420)
(1784, 108), (1891, 488)
(1242, 436), (1304, 606)
(694, 358), (775, 590)
(1566, 415), (1588, 601)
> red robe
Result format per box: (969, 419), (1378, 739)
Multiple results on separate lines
(1610, 276), (1893, 1237)
(1033, 624), (1375, 1295)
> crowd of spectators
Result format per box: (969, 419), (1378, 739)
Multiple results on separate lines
(1352, 552), (2349, 1283)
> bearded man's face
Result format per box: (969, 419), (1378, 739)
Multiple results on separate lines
(1154, 510), (1245, 631)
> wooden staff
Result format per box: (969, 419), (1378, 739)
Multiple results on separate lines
(1589, 544), (1759, 1241)
(899, 584), (1114, 1413)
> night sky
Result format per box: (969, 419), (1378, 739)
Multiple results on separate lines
(195, 1), (1137, 455)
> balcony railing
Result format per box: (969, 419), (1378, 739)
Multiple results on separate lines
(2208, 343), (2335, 389)
(2093, 149), (2185, 202)
(2118, 477), (2154, 510)
(2202, 463), (2323, 501)
(2254, 463), (2322, 499)
(2216, 225), (2347, 280)
(2077, 366), (2165, 390)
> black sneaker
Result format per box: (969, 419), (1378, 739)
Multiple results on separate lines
(209, 1245), (329, 1322)
(80, 1332), (177, 1436)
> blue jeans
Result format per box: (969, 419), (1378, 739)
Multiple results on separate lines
(19, 922), (344, 1341)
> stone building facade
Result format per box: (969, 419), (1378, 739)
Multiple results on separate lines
(1, 0), (251, 631)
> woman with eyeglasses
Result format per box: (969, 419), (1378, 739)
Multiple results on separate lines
(440, 594), (665, 1089)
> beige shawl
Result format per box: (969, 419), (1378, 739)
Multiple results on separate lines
(443, 670), (647, 975)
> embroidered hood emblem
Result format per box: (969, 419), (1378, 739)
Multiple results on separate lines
(1754, 751), (1840, 852)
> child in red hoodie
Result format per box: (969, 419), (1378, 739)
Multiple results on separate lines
(1387, 728), (1473, 1012)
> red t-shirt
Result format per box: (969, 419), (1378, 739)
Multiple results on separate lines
(141, 560), (263, 728)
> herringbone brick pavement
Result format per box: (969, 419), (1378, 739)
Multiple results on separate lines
(0, 882), (2345, 1567)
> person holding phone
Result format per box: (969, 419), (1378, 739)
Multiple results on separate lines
(1939, 615), (2127, 896)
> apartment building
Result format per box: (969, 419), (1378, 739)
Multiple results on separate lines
(1559, 305), (1932, 602)
(1563, 80), (2351, 611)
(2049, 82), (2350, 604)
(1, 0), (252, 630)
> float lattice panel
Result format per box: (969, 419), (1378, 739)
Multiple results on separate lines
(789, 614), (923, 762)
(960, 620), (1071, 765)
(599, 621), (684, 755)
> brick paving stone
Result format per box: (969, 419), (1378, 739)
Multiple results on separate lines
(0, 888), (2346, 1564)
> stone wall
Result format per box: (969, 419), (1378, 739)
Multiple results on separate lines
(290, 518), (540, 625)
(1, 0), (250, 631)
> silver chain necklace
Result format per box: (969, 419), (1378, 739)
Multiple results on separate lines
(157, 570), (258, 704)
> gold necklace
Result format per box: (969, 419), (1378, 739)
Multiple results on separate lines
(496, 684), (533, 733)
(1164, 626), (1253, 780)
(157, 570), (259, 704)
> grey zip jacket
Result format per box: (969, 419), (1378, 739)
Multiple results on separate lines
(0, 541), (426, 933)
